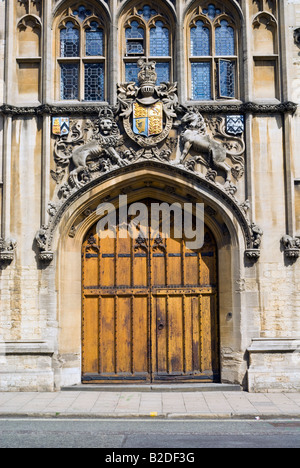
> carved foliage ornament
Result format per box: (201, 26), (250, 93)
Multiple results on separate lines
(36, 59), (263, 262)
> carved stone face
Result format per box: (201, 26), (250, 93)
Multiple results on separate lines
(99, 118), (113, 135)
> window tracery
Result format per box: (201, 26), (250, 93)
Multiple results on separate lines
(121, 3), (173, 86)
(55, 3), (107, 102)
(187, 2), (239, 101)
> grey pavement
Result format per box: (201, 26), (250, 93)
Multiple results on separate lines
(0, 390), (300, 419)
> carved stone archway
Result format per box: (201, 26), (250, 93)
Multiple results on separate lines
(46, 164), (253, 389)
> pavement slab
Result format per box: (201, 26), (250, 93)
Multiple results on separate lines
(0, 390), (299, 419)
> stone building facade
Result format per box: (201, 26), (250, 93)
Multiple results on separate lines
(0, 0), (299, 392)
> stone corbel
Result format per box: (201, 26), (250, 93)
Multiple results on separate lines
(245, 223), (263, 261)
(0, 238), (17, 266)
(281, 235), (300, 259)
(35, 225), (54, 263)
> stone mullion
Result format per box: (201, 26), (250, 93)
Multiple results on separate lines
(177, 1), (184, 103)
(1, 115), (12, 240)
(41, 0), (52, 226)
(109, 0), (118, 105)
(277, 3), (295, 236)
(1, 0), (13, 240)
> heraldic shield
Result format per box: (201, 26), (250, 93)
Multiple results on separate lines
(133, 102), (163, 137)
(117, 59), (178, 148)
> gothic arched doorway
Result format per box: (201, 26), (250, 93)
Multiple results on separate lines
(81, 199), (219, 384)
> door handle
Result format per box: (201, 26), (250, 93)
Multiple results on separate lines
(158, 323), (164, 331)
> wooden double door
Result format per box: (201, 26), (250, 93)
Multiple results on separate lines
(82, 203), (219, 384)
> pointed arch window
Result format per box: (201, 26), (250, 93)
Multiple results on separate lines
(56, 4), (107, 102)
(188, 3), (239, 101)
(122, 4), (173, 86)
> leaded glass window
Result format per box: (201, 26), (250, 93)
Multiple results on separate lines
(57, 4), (107, 102)
(150, 21), (170, 57)
(60, 63), (79, 100)
(218, 59), (235, 98)
(123, 4), (173, 85)
(126, 21), (145, 55)
(125, 63), (139, 83)
(191, 63), (211, 100)
(188, 3), (238, 101)
(86, 22), (104, 57)
(137, 5), (157, 21)
(155, 62), (170, 85)
(85, 63), (104, 101)
(191, 21), (210, 56)
(215, 20), (235, 56)
(60, 22), (80, 57)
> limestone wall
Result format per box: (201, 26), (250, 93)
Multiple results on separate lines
(0, 0), (299, 392)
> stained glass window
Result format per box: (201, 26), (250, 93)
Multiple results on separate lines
(155, 62), (170, 84)
(215, 20), (235, 56)
(189, 7), (237, 100)
(191, 21), (210, 56)
(125, 63), (139, 83)
(202, 4), (221, 20)
(60, 22), (79, 57)
(126, 21), (145, 55)
(191, 63), (211, 100)
(58, 6), (106, 101)
(86, 22), (104, 56)
(72, 5), (92, 22)
(137, 5), (157, 21)
(150, 21), (170, 56)
(123, 5), (173, 86)
(60, 63), (79, 100)
(218, 59), (235, 98)
(85, 63), (104, 101)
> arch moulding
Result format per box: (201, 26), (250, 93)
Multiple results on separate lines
(47, 164), (254, 388)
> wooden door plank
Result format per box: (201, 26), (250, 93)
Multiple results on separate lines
(116, 295), (132, 374)
(82, 296), (99, 375)
(99, 296), (115, 375)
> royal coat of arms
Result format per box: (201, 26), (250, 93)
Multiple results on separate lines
(117, 59), (178, 148)
(133, 101), (163, 137)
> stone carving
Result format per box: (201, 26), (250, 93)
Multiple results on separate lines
(294, 28), (300, 45)
(53, 108), (126, 188)
(35, 225), (53, 262)
(281, 235), (300, 259)
(244, 223), (263, 260)
(250, 223), (263, 249)
(0, 237), (17, 264)
(117, 58), (178, 148)
(36, 60), (263, 264)
(180, 109), (245, 182)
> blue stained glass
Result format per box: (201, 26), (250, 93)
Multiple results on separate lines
(150, 21), (169, 56)
(191, 21), (210, 56)
(61, 63), (79, 100)
(126, 21), (144, 39)
(126, 21), (145, 55)
(137, 5), (157, 21)
(86, 22), (104, 56)
(60, 22), (79, 57)
(72, 5), (92, 22)
(215, 20), (235, 56)
(125, 63), (139, 84)
(219, 60), (235, 98)
(191, 62), (211, 100)
(202, 4), (221, 20)
(155, 62), (170, 84)
(84, 63), (104, 101)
